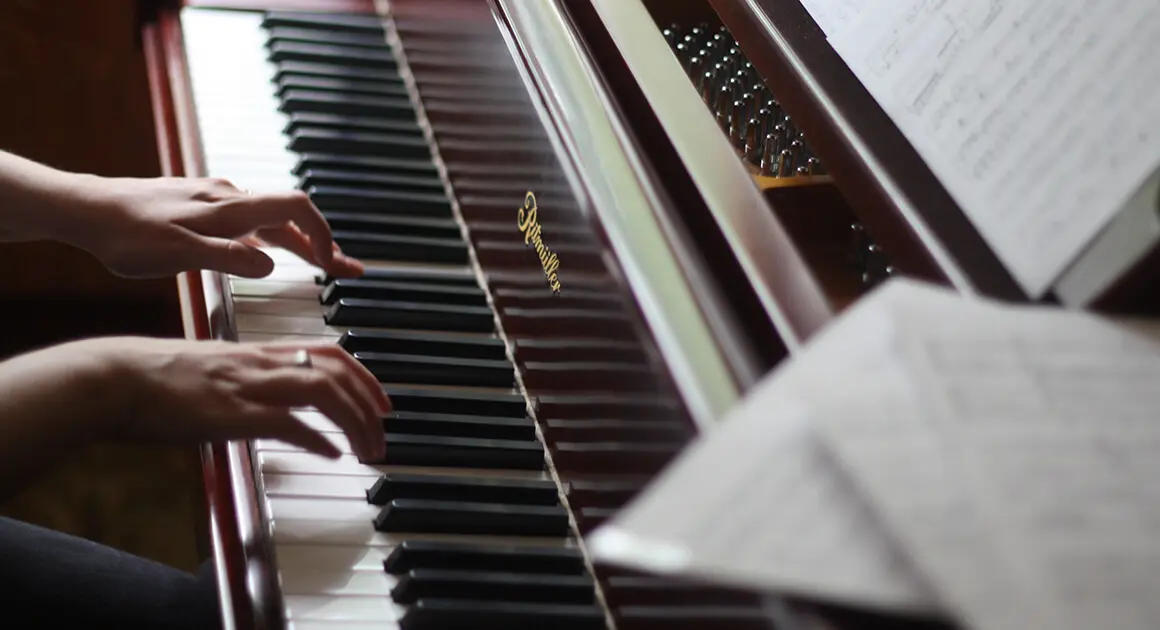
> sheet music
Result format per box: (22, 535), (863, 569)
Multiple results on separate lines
(817, 280), (1160, 630)
(796, 0), (867, 39)
(587, 282), (940, 614)
(823, 0), (1160, 296)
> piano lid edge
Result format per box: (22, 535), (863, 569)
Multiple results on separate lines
(486, 0), (746, 429)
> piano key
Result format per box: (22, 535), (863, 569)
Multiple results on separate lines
(551, 442), (683, 475)
(231, 278), (322, 300)
(354, 352), (514, 388)
(384, 387), (526, 417)
(383, 541), (586, 575)
(366, 473), (559, 506)
(321, 214), (463, 241)
(258, 450), (550, 484)
(261, 12), (387, 34)
(535, 394), (683, 421)
(329, 232), (470, 265)
(338, 329), (504, 359)
(306, 185), (452, 214)
(304, 169), (443, 192)
(264, 472), (377, 499)
(280, 89), (414, 118)
(325, 298), (494, 332)
(289, 128), (431, 158)
(615, 606), (776, 630)
(276, 543), (396, 596)
(510, 338), (645, 364)
(374, 499), (569, 537)
(376, 434), (544, 471)
(284, 595), (403, 623)
(600, 576), (761, 607)
(324, 265), (478, 287)
(275, 60), (399, 83)
(541, 419), (691, 443)
(295, 152), (439, 176)
(236, 313), (347, 336)
(399, 599), (605, 630)
(267, 496), (379, 522)
(234, 296), (325, 318)
(276, 74), (409, 99)
(521, 361), (662, 392)
(391, 570), (595, 605)
(386, 411), (535, 441)
(271, 515), (569, 549)
(268, 41), (397, 69)
(287, 112), (422, 138)
(264, 25), (391, 49)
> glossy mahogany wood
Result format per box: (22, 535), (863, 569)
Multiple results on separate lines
(142, 0), (374, 12)
(142, 7), (277, 630)
(708, 0), (1025, 303)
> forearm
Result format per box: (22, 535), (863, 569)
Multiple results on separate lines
(0, 340), (124, 499)
(0, 149), (102, 244)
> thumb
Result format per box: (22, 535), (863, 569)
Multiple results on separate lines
(188, 234), (275, 277)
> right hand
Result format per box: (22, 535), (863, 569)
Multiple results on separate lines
(85, 337), (390, 461)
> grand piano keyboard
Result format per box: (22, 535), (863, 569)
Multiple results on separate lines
(180, 5), (774, 629)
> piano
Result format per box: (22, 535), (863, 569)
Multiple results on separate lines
(138, 0), (1149, 629)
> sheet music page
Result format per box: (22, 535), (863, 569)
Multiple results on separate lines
(824, 1), (1160, 296)
(587, 282), (940, 614)
(817, 281), (1160, 630)
(796, 0), (867, 39)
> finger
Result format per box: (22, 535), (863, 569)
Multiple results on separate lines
(241, 406), (343, 459)
(183, 233), (275, 277)
(256, 223), (319, 266)
(304, 344), (391, 416)
(310, 352), (386, 458)
(239, 367), (379, 461)
(238, 192), (334, 265)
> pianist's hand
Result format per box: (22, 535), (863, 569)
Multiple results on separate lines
(95, 337), (390, 461)
(77, 176), (366, 279)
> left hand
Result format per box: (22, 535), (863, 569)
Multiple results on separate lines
(73, 175), (365, 279)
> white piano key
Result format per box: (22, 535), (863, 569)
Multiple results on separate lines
(236, 313), (345, 336)
(259, 451), (386, 477)
(263, 473), (376, 500)
(284, 595), (404, 623)
(230, 279), (322, 300)
(275, 543), (397, 596)
(271, 517), (571, 549)
(234, 296), (328, 318)
(288, 622), (394, 630)
(236, 266), (321, 283)
(238, 331), (343, 344)
(267, 497), (379, 523)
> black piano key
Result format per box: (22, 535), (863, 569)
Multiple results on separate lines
(264, 25), (390, 49)
(366, 473), (559, 506)
(275, 74), (408, 98)
(307, 185), (452, 215)
(384, 387), (527, 418)
(536, 394), (684, 421)
(339, 329), (504, 360)
(374, 499), (568, 536)
(279, 89), (414, 118)
(601, 576), (761, 607)
(304, 169), (442, 192)
(324, 279), (485, 307)
(323, 266), (478, 287)
(400, 599), (605, 630)
(511, 338), (646, 364)
(615, 606), (776, 630)
(386, 411), (535, 441)
(376, 434), (543, 470)
(274, 60), (397, 83)
(541, 419), (691, 443)
(521, 361), (661, 392)
(501, 308), (637, 339)
(262, 12), (386, 34)
(356, 352), (514, 388)
(330, 232), (469, 264)
(286, 112), (421, 137)
(289, 127), (431, 158)
(325, 298), (494, 332)
(322, 212), (461, 240)
(384, 541), (586, 575)
(565, 479), (647, 507)
(295, 152), (438, 176)
(268, 41), (396, 69)
(392, 570), (595, 605)
(552, 442), (682, 474)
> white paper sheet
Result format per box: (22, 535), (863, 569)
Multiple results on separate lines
(822, 0), (1160, 296)
(818, 280), (1160, 630)
(796, 0), (867, 39)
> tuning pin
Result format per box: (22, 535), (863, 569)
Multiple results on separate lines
(761, 134), (777, 175)
(745, 118), (761, 163)
(675, 42), (689, 62)
(807, 157), (824, 175)
(731, 100), (747, 145)
(700, 71), (715, 102)
(777, 149), (794, 177)
(687, 55), (703, 78)
(663, 25), (680, 45)
(796, 166), (810, 177)
(716, 86), (732, 127)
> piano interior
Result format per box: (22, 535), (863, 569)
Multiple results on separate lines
(140, 0), (982, 628)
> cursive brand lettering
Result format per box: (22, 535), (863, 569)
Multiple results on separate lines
(518, 191), (562, 293)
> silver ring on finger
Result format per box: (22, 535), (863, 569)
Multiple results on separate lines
(292, 349), (313, 369)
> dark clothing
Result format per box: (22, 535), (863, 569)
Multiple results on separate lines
(0, 516), (220, 629)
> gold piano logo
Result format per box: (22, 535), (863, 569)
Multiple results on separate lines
(518, 191), (561, 293)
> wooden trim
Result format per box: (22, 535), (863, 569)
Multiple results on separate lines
(186, 0), (375, 11)
(142, 8), (279, 630)
(708, 0), (1025, 302)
